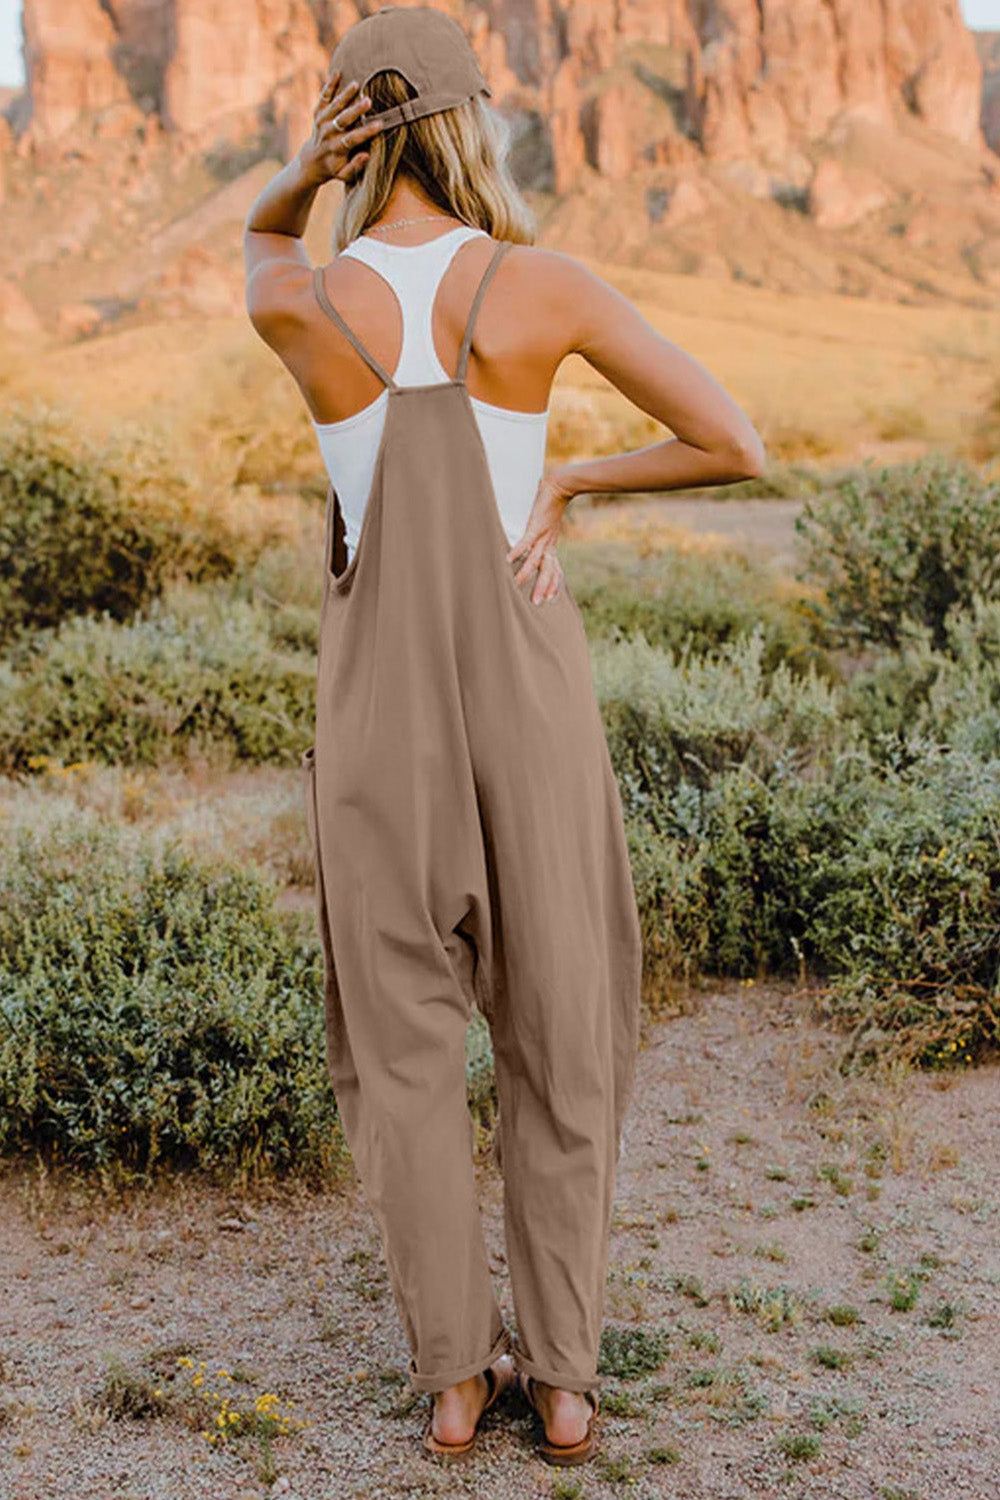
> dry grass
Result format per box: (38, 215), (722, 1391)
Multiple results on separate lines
(0, 762), (316, 897)
(4, 255), (998, 499)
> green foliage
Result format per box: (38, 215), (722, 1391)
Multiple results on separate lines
(563, 539), (824, 672)
(844, 596), (1000, 758)
(0, 586), (316, 773)
(94, 1354), (170, 1421)
(646, 1445), (681, 1465)
(801, 745), (1000, 1070)
(598, 1324), (671, 1379)
(2, 441), (999, 1109)
(0, 406), (243, 645)
(727, 1279), (801, 1330)
(812, 1345), (851, 1370)
(886, 1270), (922, 1312)
(593, 599), (1000, 1066)
(795, 452), (1000, 651)
(777, 1431), (821, 1460)
(594, 626), (847, 805)
(0, 818), (336, 1180)
(465, 1009), (497, 1129)
(0, 815), (503, 1179)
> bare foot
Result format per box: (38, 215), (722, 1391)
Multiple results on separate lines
(529, 1381), (593, 1447)
(430, 1370), (491, 1446)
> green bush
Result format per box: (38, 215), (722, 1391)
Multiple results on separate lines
(599, 625), (1000, 1064)
(625, 744), (1000, 1068)
(795, 453), (1000, 651)
(593, 626), (848, 809)
(0, 585), (316, 773)
(0, 405), (247, 645)
(563, 539), (825, 673)
(0, 818), (336, 1180)
(598, 1324), (670, 1379)
(844, 596), (1000, 758)
(802, 747), (1000, 1070)
(0, 814), (504, 1179)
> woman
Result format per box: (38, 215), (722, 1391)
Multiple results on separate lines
(243, 4), (764, 1468)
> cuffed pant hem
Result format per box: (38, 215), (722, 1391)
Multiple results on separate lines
(407, 1323), (513, 1394)
(513, 1351), (602, 1395)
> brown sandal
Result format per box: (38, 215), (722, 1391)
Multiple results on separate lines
(519, 1371), (600, 1465)
(421, 1358), (513, 1462)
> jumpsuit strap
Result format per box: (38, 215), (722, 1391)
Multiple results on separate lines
(311, 264), (399, 392)
(454, 240), (514, 386)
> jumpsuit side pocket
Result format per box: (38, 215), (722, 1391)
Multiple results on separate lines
(300, 742), (345, 1100)
(301, 745), (318, 857)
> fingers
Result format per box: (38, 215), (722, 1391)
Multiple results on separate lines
(316, 69), (351, 118)
(532, 550), (563, 605)
(312, 76), (383, 182)
(317, 81), (371, 129)
(329, 113), (382, 164)
(507, 527), (542, 576)
(512, 532), (552, 588)
(340, 149), (370, 183)
(317, 68), (361, 113)
(315, 76), (383, 152)
(506, 530), (564, 604)
(317, 65), (340, 105)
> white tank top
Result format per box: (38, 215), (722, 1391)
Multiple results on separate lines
(311, 226), (549, 565)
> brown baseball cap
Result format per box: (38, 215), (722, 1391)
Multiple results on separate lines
(328, 4), (492, 134)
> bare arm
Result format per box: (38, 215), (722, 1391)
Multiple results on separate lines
(551, 256), (766, 498)
(507, 253), (766, 602)
(242, 68), (381, 325)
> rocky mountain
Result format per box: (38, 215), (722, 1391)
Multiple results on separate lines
(9, 1), (989, 182)
(1, 0), (999, 332)
(978, 30), (1000, 156)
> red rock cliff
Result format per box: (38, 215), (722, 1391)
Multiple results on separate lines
(11, 0), (987, 186)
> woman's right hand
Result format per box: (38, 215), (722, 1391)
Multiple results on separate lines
(299, 68), (384, 188)
(506, 467), (579, 604)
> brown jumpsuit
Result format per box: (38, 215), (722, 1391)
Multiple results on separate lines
(301, 238), (643, 1397)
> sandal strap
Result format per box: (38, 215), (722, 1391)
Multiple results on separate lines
(523, 1373), (599, 1420)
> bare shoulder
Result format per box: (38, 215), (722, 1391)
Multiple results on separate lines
(500, 242), (601, 301)
(245, 254), (316, 343)
(498, 243), (635, 358)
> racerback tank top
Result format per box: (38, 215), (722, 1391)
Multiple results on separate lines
(311, 225), (549, 565)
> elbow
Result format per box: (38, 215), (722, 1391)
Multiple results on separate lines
(722, 431), (766, 481)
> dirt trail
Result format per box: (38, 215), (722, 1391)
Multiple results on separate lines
(564, 495), (808, 574)
(2, 983), (999, 1499)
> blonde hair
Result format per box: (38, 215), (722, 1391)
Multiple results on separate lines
(332, 68), (537, 252)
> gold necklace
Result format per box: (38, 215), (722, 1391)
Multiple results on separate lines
(366, 213), (459, 236)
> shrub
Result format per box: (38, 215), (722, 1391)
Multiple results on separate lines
(465, 1009), (497, 1137)
(0, 405), (250, 644)
(594, 626), (848, 809)
(626, 815), (712, 999)
(844, 596), (1000, 759)
(0, 814), (502, 1180)
(598, 1325), (670, 1379)
(621, 727), (1000, 1068)
(563, 538), (825, 673)
(0, 586), (316, 773)
(0, 818), (336, 1180)
(795, 453), (1000, 651)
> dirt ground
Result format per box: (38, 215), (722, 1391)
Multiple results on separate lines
(565, 495), (808, 574)
(2, 981), (999, 1500)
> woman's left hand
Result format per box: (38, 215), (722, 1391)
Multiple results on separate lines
(506, 467), (577, 605)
